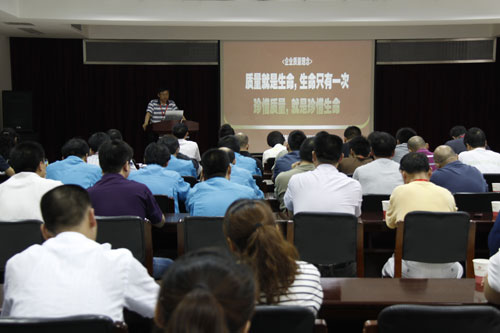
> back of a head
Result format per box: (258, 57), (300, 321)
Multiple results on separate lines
(158, 249), (255, 333)
(88, 132), (111, 153)
(144, 142), (171, 166)
(399, 152), (430, 174)
(41, 185), (91, 234)
(219, 147), (235, 165)
(9, 141), (45, 173)
(98, 140), (133, 174)
(450, 125), (467, 138)
(107, 128), (123, 141)
(158, 135), (180, 155)
(172, 123), (188, 139)
(218, 135), (241, 153)
(223, 199), (298, 304)
(288, 130), (307, 151)
(299, 137), (315, 163)
(202, 148), (230, 179)
(219, 124), (235, 138)
(395, 127), (417, 144)
(464, 127), (486, 148)
(61, 138), (89, 159)
(235, 133), (249, 149)
(407, 136), (426, 152)
(344, 126), (361, 141)
(433, 145), (457, 165)
(370, 132), (396, 158)
(266, 131), (285, 147)
(348, 136), (371, 157)
(314, 134), (343, 164)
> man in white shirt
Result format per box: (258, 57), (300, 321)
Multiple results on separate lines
(1, 185), (159, 321)
(284, 133), (362, 216)
(87, 131), (111, 166)
(0, 141), (62, 221)
(173, 122), (201, 161)
(353, 132), (403, 195)
(459, 127), (500, 173)
(262, 131), (287, 164)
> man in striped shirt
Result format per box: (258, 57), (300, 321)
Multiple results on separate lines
(142, 88), (179, 131)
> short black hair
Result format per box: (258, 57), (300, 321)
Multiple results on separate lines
(464, 127), (486, 148)
(288, 130), (307, 151)
(399, 152), (430, 174)
(158, 135), (180, 155)
(172, 123), (188, 139)
(219, 124), (235, 138)
(450, 125), (467, 138)
(202, 148), (230, 179)
(344, 126), (361, 140)
(371, 132), (396, 158)
(157, 87), (169, 95)
(9, 141), (45, 173)
(220, 148), (235, 164)
(218, 135), (241, 153)
(395, 127), (417, 144)
(299, 137), (315, 162)
(314, 134), (343, 164)
(98, 139), (133, 174)
(41, 185), (90, 234)
(144, 142), (171, 166)
(349, 136), (371, 157)
(266, 131), (285, 147)
(61, 138), (89, 159)
(107, 129), (123, 141)
(88, 132), (110, 153)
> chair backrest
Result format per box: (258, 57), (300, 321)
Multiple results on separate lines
(250, 305), (315, 333)
(361, 194), (390, 212)
(453, 192), (500, 213)
(182, 176), (198, 188)
(483, 173), (500, 192)
(0, 220), (43, 283)
(289, 212), (364, 277)
(394, 211), (475, 278)
(177, 216), (228, 256)
(264, 158), (275, 172)
(0, 315), (127, 333)
(154, 195), (175, 214)
(95, 216), (153, 275)
(377, 304), (500, 333)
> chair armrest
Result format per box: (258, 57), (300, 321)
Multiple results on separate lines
(314, 319), (328, 333)
(363, 320), (378, 333)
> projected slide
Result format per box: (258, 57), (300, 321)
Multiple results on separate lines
(221, 41), (374, 152)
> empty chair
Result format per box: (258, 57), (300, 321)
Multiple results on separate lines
(154, 195), (175, 214)
(361, 194), (391, 212)
(453, 192), (500, 213)
(177, 216), (228, 256)
(288, 212), (364, 277)
(483, 173), (500, 192)
(0, 315), (127, 333)
(393, 211), (475, 278)
(250, 305), (316, 333)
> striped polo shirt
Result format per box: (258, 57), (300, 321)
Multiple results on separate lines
(146, 99), (178, 123)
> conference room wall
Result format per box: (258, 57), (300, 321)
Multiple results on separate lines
(0, 35), (12, 129)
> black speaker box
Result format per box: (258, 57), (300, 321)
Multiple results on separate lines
(2, 91), (33, 132)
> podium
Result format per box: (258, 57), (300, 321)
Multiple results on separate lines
(151, 120), (199, 138)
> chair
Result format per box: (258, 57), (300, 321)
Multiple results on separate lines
(154, 195), (175, 214)
(96, 216), (153, 275)
(361, 194), (390, 212)
(372, 304), (500, 333)
(253, 175), (267, 193)
(177, 216), (228, 256)
(483, 173), (500, 192)
(0, 220), (43, 283)
(264, 158), (275, 172)
(288, 212), (364, 277)
(394, 211), (475, 278)
(250, 305), (316, 333)
(182, 176), (198, 188)
(453, 192), (500, 213)
(0, 315), (128, 333)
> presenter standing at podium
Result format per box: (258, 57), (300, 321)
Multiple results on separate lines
(142, 88), (179, 131)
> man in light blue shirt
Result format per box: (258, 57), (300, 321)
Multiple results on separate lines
(218, 135), (261, 176)
(46, 138), (102, 189)
(128, 143), (190, 213)
(186, 149), (257, 216)
(158, 135), (197, 178)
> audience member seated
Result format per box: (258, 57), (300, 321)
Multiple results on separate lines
(218, 135), (261, 176)
(284, 133), (362, 216)
(445, 125), (467, 154)
(382, 152), (460, 278)
(158, 135), (197, 178)
(430, 145), (487, 193)
(223, 199), (323, 315)
(172, 122), (201, 162)
(186, 149), (257, 216)
(342, 125), (362, 159)
(106, 129), (137, 170)
(262, 131), (287, 164)
(46, 138), (102, 189)
(275, 137), (315, 211)
(155, 249), (255, 333)
(392, 127), (417, 163)
(408, 135), (437, 171)
(273, 130), (307, 180)
(488, 214), (500, 256)
(219, 123), (235, 138)
(128, 142), (190, 213)
(86, 131), (111, 166)
(220, 147), (264, 199)
(235, 132), (263, 174)
(338, 135), (373, 175)
(87, 140), (165, 227)
(485, 248), (500, 305)
(459, 127), (500, 173)
(0, 185), (159, 321)
(353, 132), (403, 195)
(0, 141), (62, 221)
